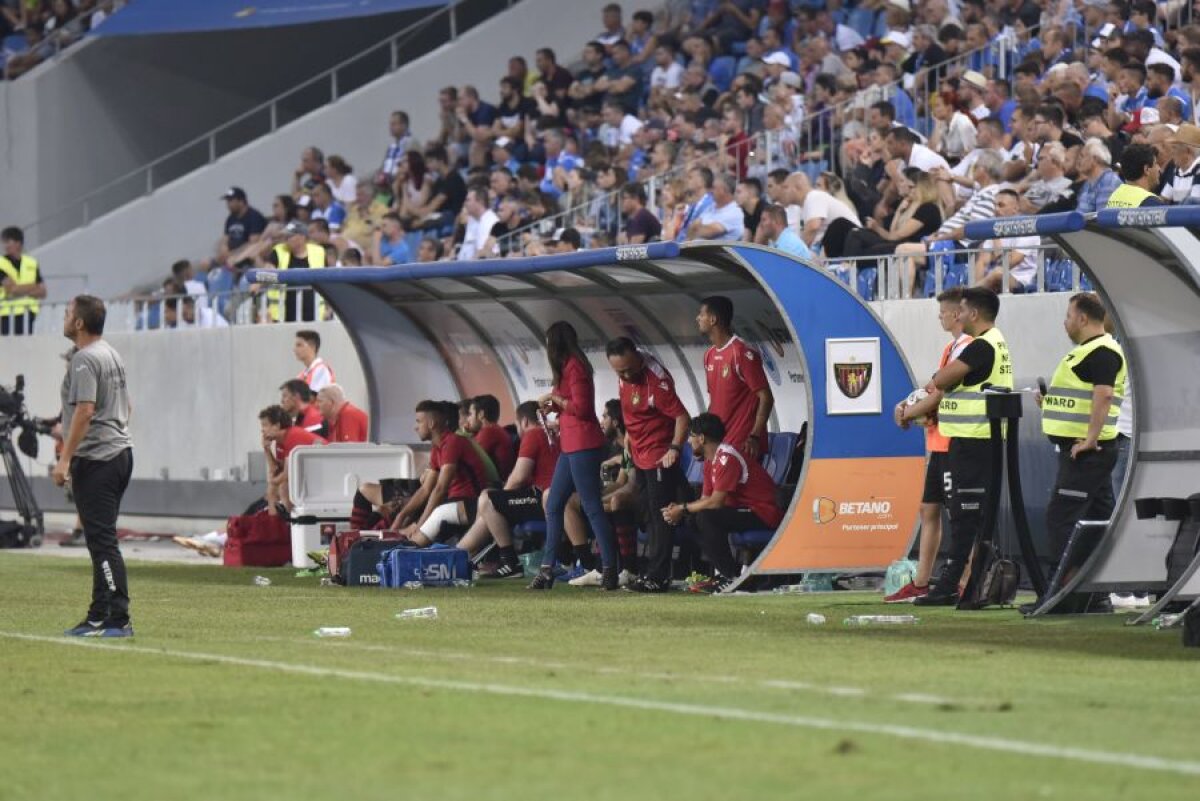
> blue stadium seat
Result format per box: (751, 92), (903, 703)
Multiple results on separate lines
(856, 266), (878, 301)
(729, 432), (798, 550)
(708, 56), (736, 93)
(923, 240), (970, 297)
(1044, 258), (1075, 292)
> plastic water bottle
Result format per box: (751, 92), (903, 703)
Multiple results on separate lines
(842, 615), (919, 626)
(401, 581), (424, 590)
(396, 606), (438, 620)
(314, 627), (351, 638)
(806, 613), (826, 625)
(1152, 613), (1182, 630)
(773, 583), (808, 594)
(452, 579), (472, 588)
(253, 575), (272, 587)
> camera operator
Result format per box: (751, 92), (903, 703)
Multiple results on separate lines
(53, 295), (135, 638)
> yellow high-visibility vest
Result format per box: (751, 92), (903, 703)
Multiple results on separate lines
(267, 243), (325, 322)
(1104, 183), (1155, 208)
(937, 326), (1013, 439)
(0, 254), (40, 319)
(1042, 334), (1126, 441)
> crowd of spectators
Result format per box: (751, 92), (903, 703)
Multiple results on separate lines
(1, 0), (123, 78)
(123, 0), (1200, 324)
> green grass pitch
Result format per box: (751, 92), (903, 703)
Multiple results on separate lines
(1, 554), (1197, 800)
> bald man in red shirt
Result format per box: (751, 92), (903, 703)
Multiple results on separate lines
(698, 295), (774, 459)
(317, 384), (369, 442)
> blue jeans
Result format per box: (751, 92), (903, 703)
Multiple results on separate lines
(543, 447), (615, 570)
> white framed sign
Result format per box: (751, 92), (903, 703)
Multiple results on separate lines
(826, 337), (881, 415)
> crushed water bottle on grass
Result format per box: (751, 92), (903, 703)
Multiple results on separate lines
(396, 606), (438, 620)
(253, 575), (271, 587)
(842, 615), (919, 626)
(314, 627), (351, 638)
(806, 613), (826, 625)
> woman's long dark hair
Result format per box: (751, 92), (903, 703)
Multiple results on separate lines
(546, 321), (592, 386)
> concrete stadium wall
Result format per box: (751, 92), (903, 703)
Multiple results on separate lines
(21, 0), (625, 301)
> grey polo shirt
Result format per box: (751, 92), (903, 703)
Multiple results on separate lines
(61, 340), (133, 461)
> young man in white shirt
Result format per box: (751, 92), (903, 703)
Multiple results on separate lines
(688, 173), (745, 241)
(975, 189), (1039, 293)
(783, 171), (860, 249)
(457, 187), (499, 261)
(295, 329), (335, 392)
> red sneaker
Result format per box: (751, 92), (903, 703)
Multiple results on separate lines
(884, 581), (929, 603)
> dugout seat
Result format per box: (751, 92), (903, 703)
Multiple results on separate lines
(729, 432), (799, 551)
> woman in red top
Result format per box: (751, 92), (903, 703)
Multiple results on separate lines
(531, 321), (618, 590)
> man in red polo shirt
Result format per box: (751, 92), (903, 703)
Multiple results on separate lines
(664, 413), (782, 594)
(698, 295), (774, 459)
(465, 394), (516, 480)
(279, 378), (325, 435)
(606, 337), (691, 593)
(459, 400), (561, 578)
(393, 400), (490, 546)
(259, 404), (326, 516)
(316, 384), (369, 442)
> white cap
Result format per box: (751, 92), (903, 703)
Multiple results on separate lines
(1090, 22), (1117, 49)
(887, 0), (911, 10)
(882, 31), (911, 50)
(763, 51), (791, 67)
(494, 136), (512, 148)
(961, 70), (987, 91)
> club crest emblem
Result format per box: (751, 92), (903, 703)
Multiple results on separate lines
(834, 361), (872, 399)
(721, 363), (731, 379)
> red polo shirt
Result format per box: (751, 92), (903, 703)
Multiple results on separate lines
(297, 403), (324, 432)
(705, 335), (770, 454)
(618, 352), (689, 470)
(475, 422), (516, 479)
(430, 432), (490, 502)
(517, 427), (560, 490)
(275, 426), (326, 463)
(329, 401), (369, 443)
(702, 443), (783, 528)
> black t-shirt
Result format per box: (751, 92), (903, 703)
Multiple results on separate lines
(624, 208), (662, 241)
(957, 336), (996, 387)
(910, 203), (943, 242)
(743, 199), (764, 239)
(573, 66), (606, 111)
(1071, 336), (1123, 387)
(225, 207), (268, 250)
(1059, 131), (1084, 150)
(265, 250), (309, 268)
(489, 220), (517, 256)
(497, 96), (536, 131)
(605, 64), (643, 113)
(431, 170), (467, 216)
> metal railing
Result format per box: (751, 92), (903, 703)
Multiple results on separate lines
(19, 0), (518, 247)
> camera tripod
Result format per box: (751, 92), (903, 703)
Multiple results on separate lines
(0, 425), (44, 548)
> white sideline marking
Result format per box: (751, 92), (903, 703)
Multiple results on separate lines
(4, 631), (1200, 778)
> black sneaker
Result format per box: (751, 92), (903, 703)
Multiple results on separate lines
(479, 562), (524, 580)
(913, 587), (958, 606)
(600, 565), (620, 591)
(625, 576), (669, 594)
(59, 529), (86, 548)
(526, 567), (555, 591)
(64, 619), (105, 637)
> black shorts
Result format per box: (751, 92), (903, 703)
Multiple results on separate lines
(921, 451), (951, 504)
(380, 478), (423, 505)
(487, 487), (544, 526)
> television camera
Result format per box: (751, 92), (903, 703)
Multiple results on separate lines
(0, 375), (48, 547)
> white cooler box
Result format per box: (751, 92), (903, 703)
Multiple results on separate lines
(287, 443), (415, 568)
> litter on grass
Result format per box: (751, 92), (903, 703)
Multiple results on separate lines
(397, 607), (438, 620)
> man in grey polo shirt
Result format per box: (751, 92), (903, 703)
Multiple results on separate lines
(52, 295), (135, 638)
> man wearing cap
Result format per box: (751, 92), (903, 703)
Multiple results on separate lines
(260, 220), (326, 322)
(551, 227), (582, 253)
(881, 31), (911, 70)
(761, 51), (791, 89)
(219, 188), (266, 265)
(959, 70), (990, 122)
(1162, 124), (1200, 204)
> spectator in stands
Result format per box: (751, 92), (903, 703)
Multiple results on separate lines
(532, 321), (619, 590)
(675, 166), (715, 242)
(340, 247), (363, 267)
(837, 169), (945, 266)
(1105, 142), (1166, 207)
(533, 47), (573, 125)
(457, 187), (499, 261)
(698, 294), (772, 458)
(417, 237), (445, 263)
(479, 195), (522, 258)
(294, 329), (334, 391)
(292, 146), (325, 197)
(460, 400), (561, 578)
(372, 212), (412, 266)
(688, 173), (744, 241)
(975, 189), (1039, 293)
(538, 129), (580, 200)
(619, 183), (661, 244)
(343, 183), (389, 245)
(416, 145), (466, 231)
(928, 90), (977, 162)
(663, 413), (782, 593)
(650, 40), (685, 94)
(596, 2), (625, 46)
(736, 177), (764, 241)
(550, 227), (582, 253)
(1032, 105), (1083, 173)
(494, 77), (534, 150)
(162, 295), (227, 329)
(218, 187), (267, 265)
(170, 260), (207, 296)
(784, 171), (861, 252)
(388, 401), (491, 546)
(325, 155), (357, 205)
(280, 378), (325, 435)
(465, 394), (516, 480)
(1163, 124), (1200, 204)
(316, 384), (368, 443)
(1016, 141), (1074, 213)
(602, 338), (692, 593)
(259, 404), (326, 517)
(310, 183), (346, 233)
(1075, 138), (1122, 213)
(456, 85), (497, 168)
(379, 110), (413, 185)
(755, 203), (811, 259)
(568, 41), (609, 123)
(883, 126), (954, 211)
(258, 221), (325, 322)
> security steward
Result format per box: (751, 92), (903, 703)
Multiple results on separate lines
(1104, 143), (1165, 208)
(262, 220), (325, 322)
(53, 295), (136, 638)
(1034, 292), (1124, 610)
(0, 226), (47, 336)
(915, 287), (1012, 606)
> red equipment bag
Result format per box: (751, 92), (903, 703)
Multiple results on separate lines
(223, 511), (291, 567)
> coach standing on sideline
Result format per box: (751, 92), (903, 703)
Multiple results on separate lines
(52, 296), (135, 638)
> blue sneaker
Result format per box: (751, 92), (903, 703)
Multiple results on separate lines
(64, 619), (105, 637)
(100, 623), (134, 638)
